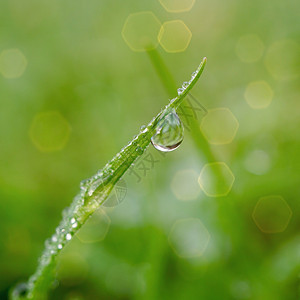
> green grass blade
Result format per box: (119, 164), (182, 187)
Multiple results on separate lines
(11, 57), (207, 300)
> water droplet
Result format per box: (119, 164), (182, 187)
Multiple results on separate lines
(51, 235), (57, 242)
(80, 178), (90, 189)
(191, 71), (197, 78)
(136, 146), (144, 155)
(66, 233), (72, 241)
(177, 88), (184, 95)
(151, 109), (184, 152)
(71, 218), (76, 224)
(13, 283), (28, 298)
(140, 125), (146, 131)
(72, 222), (78, 228)
(58, 244), (62, 249)
(182, 81), (189, 88)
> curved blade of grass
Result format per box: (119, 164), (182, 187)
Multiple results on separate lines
(11, 57), (207, 300)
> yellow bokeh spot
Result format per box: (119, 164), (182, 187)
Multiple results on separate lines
(200, 108), (239, 145)
(264, 39), (299, 81)
(171, 169), (200, 201)
(76, 209), (110, 243)
(121, 11), (161, 52)
(235, 34), (264, 63)
(158, 0), (195, 13)
(158, 20), (192, 53)
(168, 218), (210, 258)
(252, 196), (292, 233)
(29, 111), (71, 152)
(198, 162), (235, 197)
(244, 81), (273, 109)
(0, 49), (27, 79)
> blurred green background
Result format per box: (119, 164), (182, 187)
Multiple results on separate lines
(0, 0), (299, 299)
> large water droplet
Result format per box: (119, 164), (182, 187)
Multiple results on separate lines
(151, 109), (184, 152)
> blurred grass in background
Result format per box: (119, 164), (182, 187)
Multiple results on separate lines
(0, 0), (299, 299)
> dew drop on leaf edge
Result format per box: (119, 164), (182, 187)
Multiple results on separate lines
(151, 109), (184, 152)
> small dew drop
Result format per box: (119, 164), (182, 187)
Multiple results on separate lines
(58, 244), (62, 249)
(177, 88), (184, 95)
(71, 218), (76, 224)
(72, 222), (78, 228)
(191, 71), (197, 78)
(13, 283), (28, 298)
(182, 81), (189, 88)
(140, 125), (146, 131)
(136, 146), (144, 155)
(51, 235), (57, 243)
(151, 109), (184, 152)
(66, 233), (72, 241)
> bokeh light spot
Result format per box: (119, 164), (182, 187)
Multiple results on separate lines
(235, 34), (264, 63)
(200, 108), (239, 145)
(76, 209), (110, 243)
(252, 195), (292, 233)
(158, 0), (195, 13)
(29, 111), (71, 152)
(158, 20), (192, 53)
(244, 81), (273, 109)
(264, 39), (299, 81)
(198, 162), (235, 197)
(168, 218), (210, 258)
(171, 169), (201, 201)
(0, 49), (27, 79)
(121, 11), (161, 52)
(244, 150), (271, 175)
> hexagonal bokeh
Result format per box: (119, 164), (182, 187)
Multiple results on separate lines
(198, 162), (235, 197)
(171, 169), (201, 201)
(264, 39), (299, 81)
(252, 195), (292, 233)
(244, 81), (273, 109)
(235, 34), (264, 63)
(121, 11), (161, 52)
(168, 218), (210, 258)
(0, 48), (27, 79)
(29, 111), (71, 152)
(76, 208), (111, 243)
(158, 0), (195, 13)
(158, 20), (192, 53)
(200, 108), (239, 145)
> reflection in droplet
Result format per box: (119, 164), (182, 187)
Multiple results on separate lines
(151, 109), (184, 152)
